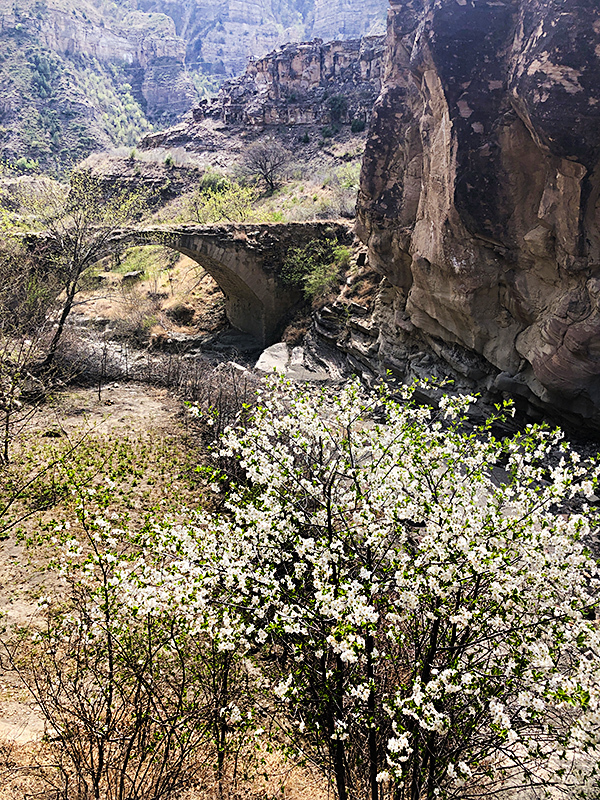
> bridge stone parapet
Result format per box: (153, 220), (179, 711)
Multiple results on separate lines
(111, 221), (353, 345)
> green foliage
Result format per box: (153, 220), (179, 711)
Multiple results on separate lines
(335, 162), (361, 191)
(350, 117), (366, 133)
(189, 70), (222, 100)
(328, 93), (348, 123)
(1, 419), (198, 541)
(0, 29), (153, 173)
(13, 155), (38, 173)
(197, 167), (230, 195)
(29, 51), (60, 99)
(188, 176), (259, 224)
(282, 237), (351, 299)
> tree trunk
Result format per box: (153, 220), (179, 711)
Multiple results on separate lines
(42, 277), (78, 369)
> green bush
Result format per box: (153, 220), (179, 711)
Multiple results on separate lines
(328, 93), (348, 123)
(13, 156), (39, 173)
(350, 117), (366, 133)
(197, 168), (230, 195)
(282, 237), (350, 300)
(188, 181), (258, 224)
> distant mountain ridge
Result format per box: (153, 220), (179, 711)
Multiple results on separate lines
(0, 0), (387, 174)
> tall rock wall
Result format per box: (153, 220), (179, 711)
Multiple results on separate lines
(312, 0), (386, 41)
(140, 35), (385, 151)
(134, 0), (387, 78)
(215, 36), (385, 126)
(357, 0), (600, 426)
(0, 2), (195, 119)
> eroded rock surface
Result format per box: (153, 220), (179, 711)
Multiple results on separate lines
(141, 36), (386, 150)
(135, 0), (387, 78)
(357, 0), (600, 426)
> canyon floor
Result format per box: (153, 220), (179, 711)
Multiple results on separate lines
(0, 378), (331, 799)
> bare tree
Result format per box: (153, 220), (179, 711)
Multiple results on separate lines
(17, 171), (149, 369)
(241, 139), (291, 193)
(0, 236), (58, 462)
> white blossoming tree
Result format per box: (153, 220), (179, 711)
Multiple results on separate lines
(191, 379), (600, 800)
(26, 378), (600, 800)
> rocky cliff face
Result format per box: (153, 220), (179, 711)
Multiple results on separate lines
(141, 36), (384, 153)
(0, 0), (387, 172)
(36, 6), (196, 119)
(357, 0), (600, 427)
(0, 0), (195, 171)
(312, 0), (386, 41)
(135, 0), (387, 78)
(208, 35), (385, 127)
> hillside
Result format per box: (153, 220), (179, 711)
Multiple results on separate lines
(0, 0), (387, 174)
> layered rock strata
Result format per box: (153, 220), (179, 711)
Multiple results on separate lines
(141, 36), (385, 151)
(134, 0), (387, 78)
(356, 0), (600, 427)
(212, 36), (386, 127)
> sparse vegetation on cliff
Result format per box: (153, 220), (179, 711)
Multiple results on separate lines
(282, 236), (351, 300)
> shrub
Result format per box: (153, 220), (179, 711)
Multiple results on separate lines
(17, 508), (257, 800)
(13, 156), (39, 173)
(328, 93), (349, 123)
(159, 380), (600, 800)
(281, 237), (350, 300)
(188, 181), (258, 224)
(197, 167), (230, 195)
(351, 117), (366, 133)
(12, 380), (600, 800)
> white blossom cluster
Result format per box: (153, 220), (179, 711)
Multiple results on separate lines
(53, 378), (600, 798)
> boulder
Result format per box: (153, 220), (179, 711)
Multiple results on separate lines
(255, 342), (290, 373)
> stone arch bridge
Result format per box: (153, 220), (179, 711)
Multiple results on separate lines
(111, 222), (353, 345)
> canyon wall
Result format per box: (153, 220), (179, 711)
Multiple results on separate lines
(0, 0), (388, 171)
(211, 36), (385, 127)
(357, 0), (600, 426)
(36, 7), (196, 118)
(134, 0), (388, 78)
(141, 35), (385, 152)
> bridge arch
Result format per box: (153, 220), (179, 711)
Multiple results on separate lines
(112, 222), (352, 346)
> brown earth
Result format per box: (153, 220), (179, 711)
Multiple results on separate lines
(0, 381), (329, 799)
